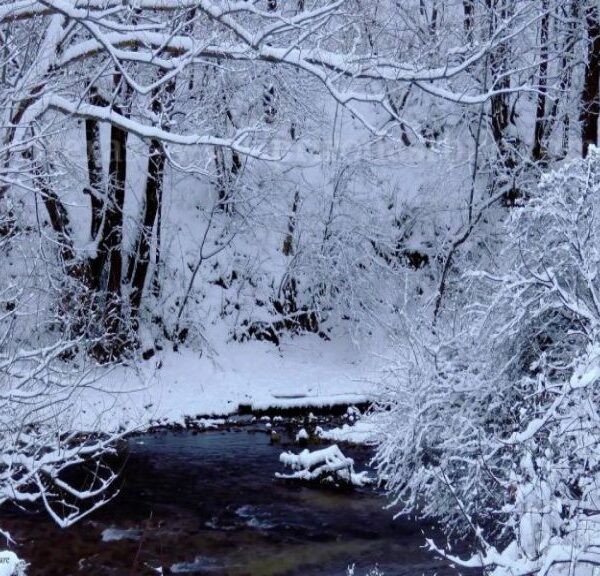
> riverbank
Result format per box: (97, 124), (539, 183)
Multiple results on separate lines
(74, 334), (385, 434)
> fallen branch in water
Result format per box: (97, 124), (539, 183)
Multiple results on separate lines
(276, 445), (373, 487)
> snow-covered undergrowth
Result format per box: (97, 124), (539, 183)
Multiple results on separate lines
(375, 150), (600, 575)
(0, 224), (129, 533)
(277, 445), (372, 487)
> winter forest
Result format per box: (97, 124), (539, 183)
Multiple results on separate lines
(4, 0), (600, 574)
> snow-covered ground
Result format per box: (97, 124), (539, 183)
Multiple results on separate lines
(317, 417), (382, 445)
(76, 333), (382, 432)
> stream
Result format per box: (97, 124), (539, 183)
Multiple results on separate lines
(1, 424), (470, 575)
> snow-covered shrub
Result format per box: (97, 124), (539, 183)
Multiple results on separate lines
(0, 209), (126, 533)
(376, 148), (600, 574)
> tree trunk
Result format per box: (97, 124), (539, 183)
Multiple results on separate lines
(263, 0), (277, 123)
(128, 77), (175, 316)
(282, 189), (300, 256)
(88, 76), (129, 356)
(102, 120), (127, 345)
(214, 90), (241, 213)
(463, 0), (474, 43)
(532, 0), (549, 162)
(84, 88), (106, 239)
(581, 3), (600, 158)
(128, 138), (164, 322)
(486, 0), (520, 203)
(36, 171), (77, 267)
(420, 0), (439, 36)
(33, 156), (99, 340)
(487, 0), (511, 153)
(543, 0), (578, 159)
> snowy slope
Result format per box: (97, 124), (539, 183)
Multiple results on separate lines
(75, 333), (382, 431)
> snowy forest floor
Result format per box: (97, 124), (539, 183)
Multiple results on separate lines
(76, 334), (382, 433)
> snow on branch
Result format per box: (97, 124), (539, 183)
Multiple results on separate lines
(4, 0), (546, 148)
(19, 95), (275, 159)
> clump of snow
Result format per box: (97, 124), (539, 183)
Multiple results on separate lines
(101, 527), (142, 542)
(171, 556), (219, 573)
(276, 445), (373, 487)
(296, 428), (309, 442)
(318, 420), (381, 445)
(317, 411), (382, 445)
(235, 505), (276, 530)
(0, 551), (27, 576)
(347, 565), (384, 576)
(195, 418), (226, 429)
(345, 406), (362, 422)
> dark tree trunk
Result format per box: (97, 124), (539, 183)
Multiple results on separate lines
(489, 64), (510, 157)
(532, 0), (549, 162)
(87, 76), (130, 358)
(84, 88), (107, 240)
(487, 0), (512, 155)
(213, 147), (238, 213)
(282, 189), (300, 256)
(102, 121), (127, 343)
(581, 3), (600, 158)
(263, 84), (277, 124)
(128, 138), (164, 322)
(151, 181), (163, 298)
(486, 0), (520, 204)
(263, 0), (277, 123)
(463, 0), (474, 42)
(128, 77), (175, 315)
(36, 173), (77, 266)
(213, 146), (228, 210)
(543, 0), (578, 159)
(33, 158), (99, 341)
(420, 0), (439, 36)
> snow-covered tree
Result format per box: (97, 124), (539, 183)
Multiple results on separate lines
(0, 206), (127, 534)
(377, 148), (600, 575)
(1, 0), (559, 357)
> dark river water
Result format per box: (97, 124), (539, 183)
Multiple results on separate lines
(1, 427), (470, 575)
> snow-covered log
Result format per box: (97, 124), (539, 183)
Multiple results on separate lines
(276, 445), (372, 487)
